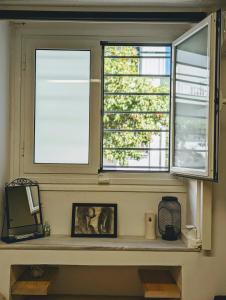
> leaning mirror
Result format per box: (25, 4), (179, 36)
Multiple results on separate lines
(1, 178), (44, 243)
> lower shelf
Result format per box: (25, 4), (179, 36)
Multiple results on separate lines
(11, 265), (181, 300)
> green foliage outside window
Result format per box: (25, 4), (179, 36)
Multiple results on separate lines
(103, 46), (170, 166)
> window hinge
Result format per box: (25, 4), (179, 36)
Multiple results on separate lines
(215, 89), (220, 113)
(22, 55), (26, 71)
(21, 142), (25, 157)
(216, 88), (220, 103)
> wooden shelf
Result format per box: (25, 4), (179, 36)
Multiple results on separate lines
(26, 297), (144, 300)
(11, 267), (58, 296)
(139, 269), (181, 299)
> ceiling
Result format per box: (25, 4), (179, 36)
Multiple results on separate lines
(0, 0), (225, 7)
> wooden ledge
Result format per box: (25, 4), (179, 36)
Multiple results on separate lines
(12, 267), (58, 296)
(0, 235), (200, 252)
(139, 269), (181, 299)
(26, 297), (144, 300)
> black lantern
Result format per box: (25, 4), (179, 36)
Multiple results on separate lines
(158, 196), (181, 241)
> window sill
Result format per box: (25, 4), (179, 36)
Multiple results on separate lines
(35, 173), (186, 192)
(0, 235), (200, 252)
(39, 183), (186, 193)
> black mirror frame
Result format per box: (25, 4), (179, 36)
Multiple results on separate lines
(1, 178), (44, 243)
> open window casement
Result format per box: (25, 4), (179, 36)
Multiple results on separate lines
(170, 11), (221, 181)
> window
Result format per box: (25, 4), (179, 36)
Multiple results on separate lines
(21, 38), (100, 175)
(100, 11), (220, 179)
(35, 49), (90, 164)
(11, 11), (220, 181)
(101, 44), (171, 172)
(170, 12), (221, 180)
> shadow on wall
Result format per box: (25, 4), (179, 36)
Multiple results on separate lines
(0, 190), (3, 237)
(212, 81), (226, 256)
(0, 292), (6, 300)
(0, 21), (10, 239)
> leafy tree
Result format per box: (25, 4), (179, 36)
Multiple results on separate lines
(103, 46), (169, 166)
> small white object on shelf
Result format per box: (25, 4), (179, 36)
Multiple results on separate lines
(181, 225), (201, 249)
(145, 212), (156, 240)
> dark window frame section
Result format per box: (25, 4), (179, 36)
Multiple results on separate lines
(213, 10), (221, 182)
(0, 10), (206, 22)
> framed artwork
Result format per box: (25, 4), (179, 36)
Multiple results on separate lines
(71, 203), (117, 238)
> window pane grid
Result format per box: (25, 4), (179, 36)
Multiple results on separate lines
(103, 147), (169, 151)
(173, 26), (209, 170)
(104, 92), (169, 96)
(102, 45), (171, 171)
(104, 129), (169, 132)
(103, 166), (168, 169)
(104, 111), (169, 114)
(105, 74), (170, 76)
(104, 55), (171, 59)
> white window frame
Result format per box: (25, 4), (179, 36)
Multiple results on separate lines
(9, 16), (220, 187)
(9, 21), (194, 185)
(21, 37), (101, 175)
(170, 12), (220, 180)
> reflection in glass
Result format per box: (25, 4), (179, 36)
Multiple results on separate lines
(35, 50), (90, 164)
(174, 26), (209, 170)
(26, 186), (40, 214)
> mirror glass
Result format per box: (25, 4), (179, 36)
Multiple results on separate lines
(6, 185), (42, 230)
(1, 179), (44, 243)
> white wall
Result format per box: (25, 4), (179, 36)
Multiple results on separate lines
(0, 21), (10, 237)
(40, 190), (186, 236)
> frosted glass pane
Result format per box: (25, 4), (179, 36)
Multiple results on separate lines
(35, 50), (90, 164)
(174, 26), (209, 170)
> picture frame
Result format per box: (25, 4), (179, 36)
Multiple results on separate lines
(71, 203), (117, 238)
